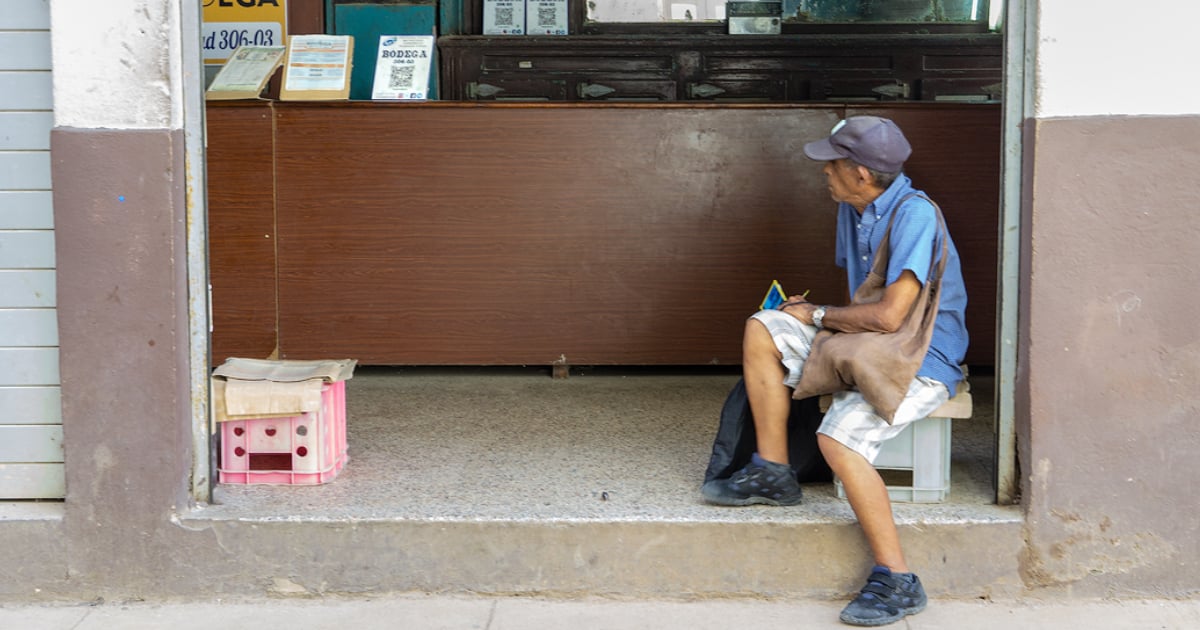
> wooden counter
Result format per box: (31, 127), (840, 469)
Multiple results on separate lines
(207, 101), (999, 367)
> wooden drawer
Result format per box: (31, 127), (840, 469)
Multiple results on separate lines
(919, 77), (1002, 102)
(467, 77), (569, 100)
(576, 78), (677, 100)
(482, 54), (673, 74)
(810, 76), (910, 101)
(687, 78), (791, 101)
(438, 34), (1003, 103)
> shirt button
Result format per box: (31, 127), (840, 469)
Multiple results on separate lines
(862, 255), (868, 261)
(856, 223), (862, 229)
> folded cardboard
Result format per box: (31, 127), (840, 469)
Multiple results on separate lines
(212, 358), (357, 423)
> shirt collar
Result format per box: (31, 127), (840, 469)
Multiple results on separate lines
(864, 173), (913, 222)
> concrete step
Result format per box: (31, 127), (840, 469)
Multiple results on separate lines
(193, 367), (1023, 599)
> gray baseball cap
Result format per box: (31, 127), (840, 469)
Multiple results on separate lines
(803, 116), (912, 173)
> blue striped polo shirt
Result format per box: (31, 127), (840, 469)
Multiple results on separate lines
(833, 173), (969, 392)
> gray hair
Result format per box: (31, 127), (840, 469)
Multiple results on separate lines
(850, 159), (901, 190)
(867, 167), (900, 190)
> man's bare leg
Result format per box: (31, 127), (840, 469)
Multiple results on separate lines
(818, 433), (907, 572)
(821, 433), (929, 626)
(742, 319), (793, 464)
(699, 319), (806, 506)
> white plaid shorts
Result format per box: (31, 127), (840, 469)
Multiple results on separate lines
(749, 309), (950, 463)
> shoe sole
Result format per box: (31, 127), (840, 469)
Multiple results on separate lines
(839, 600), (926, 626)
(700, 482), (803, 507)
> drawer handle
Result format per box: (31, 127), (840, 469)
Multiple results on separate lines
(689, 83), (726, 98)
(981, 82), (1003, 97)
(579, 83), (617, 98)
(871, 82), (910, 99)
(468, 82), (505, 98)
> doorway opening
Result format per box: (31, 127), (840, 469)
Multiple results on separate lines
(183, 2), (1028, 512)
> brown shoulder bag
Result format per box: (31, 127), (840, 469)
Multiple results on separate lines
(791, 193), (949, 424)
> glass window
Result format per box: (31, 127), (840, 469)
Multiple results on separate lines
(588, 0), (992, 25)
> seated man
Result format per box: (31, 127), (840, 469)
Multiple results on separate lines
(701, 116), (968, 627)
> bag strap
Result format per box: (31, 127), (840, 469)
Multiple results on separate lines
(870, 192), (949, 287)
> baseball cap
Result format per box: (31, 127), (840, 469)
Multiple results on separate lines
(803, 116), (912, 173)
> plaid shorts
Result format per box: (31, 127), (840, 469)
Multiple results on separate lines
(749, 309), (950, 463)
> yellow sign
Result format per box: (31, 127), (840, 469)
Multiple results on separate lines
(202, 0), (289, 65)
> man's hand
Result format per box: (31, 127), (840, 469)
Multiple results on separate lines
(779, 297), (817, 325)
(774, 270), (922, 332)
(789, 270), (922, 334)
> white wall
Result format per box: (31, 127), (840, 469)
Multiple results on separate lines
(49, 0), (184, 129)
(1036, 0), (1200, 118)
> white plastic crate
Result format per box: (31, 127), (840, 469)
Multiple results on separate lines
(219, 380), (348, 485)
(835, 416), (952, 503)
(824, 377), (973, 504)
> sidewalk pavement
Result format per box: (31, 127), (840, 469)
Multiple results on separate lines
(2, 594), (1198, 630)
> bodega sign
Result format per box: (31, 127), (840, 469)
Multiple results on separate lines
(202, 0), (288, 65)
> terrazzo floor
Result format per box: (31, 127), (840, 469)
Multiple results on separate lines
(206, 366), (1013, 524)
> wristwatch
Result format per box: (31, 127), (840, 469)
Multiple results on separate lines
(812, 306), (827, 330)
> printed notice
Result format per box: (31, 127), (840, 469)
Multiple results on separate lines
(371, 36), (435, 100)
(281, 35), (354, 100)
(206, 45), (286, 100)
(483, 0), (525, 35)
(527, 0), (568, 35)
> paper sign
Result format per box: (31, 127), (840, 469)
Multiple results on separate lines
(526, 0), (569, 35)
(371, 36), (435, 100)
(484, 0), (525, 35)
(281, 35), (354, 100)
(202, 0), (288, 65)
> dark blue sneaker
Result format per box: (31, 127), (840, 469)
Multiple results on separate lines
(700, 454), (803, 506)
(839, 565), (927, 626)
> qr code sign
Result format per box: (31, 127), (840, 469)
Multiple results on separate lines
(389, 64), (415, 90)
(537, 7), (557, 26)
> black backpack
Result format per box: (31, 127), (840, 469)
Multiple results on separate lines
(703, 378), (833, 484)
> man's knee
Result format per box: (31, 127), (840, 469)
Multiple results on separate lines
(817, 432), (840, 458)
(743, 317), (776, 356)
(818, 433), (867, 469)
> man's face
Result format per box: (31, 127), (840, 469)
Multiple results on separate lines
(821, 158), (862, 204)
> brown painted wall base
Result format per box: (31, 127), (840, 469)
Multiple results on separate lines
(1020, 115), (1200, 596)
(50, 127), (194, 594)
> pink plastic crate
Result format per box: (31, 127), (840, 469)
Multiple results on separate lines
(219, 380), (348, 485)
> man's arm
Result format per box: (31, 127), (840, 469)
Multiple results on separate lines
(781, 269), (921, 334)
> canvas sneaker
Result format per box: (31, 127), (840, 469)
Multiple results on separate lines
(700, 454), (803, 506)
(839, 565), (928, 627)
